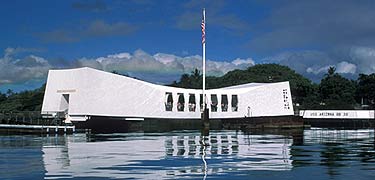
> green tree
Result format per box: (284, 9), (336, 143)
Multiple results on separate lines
(6, 89), (14, 97)
(356, 73), (375, 108)
(170, 64), (317, 109)
(0, 92), (6, 104)
(0, 84), (46, 111)
(319, 67), (356, 109)
(211, 64), (317, 108)
(327, 66), (336, 76)
(171, 69), (203, 89)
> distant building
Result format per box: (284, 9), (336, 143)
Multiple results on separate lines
(41, 67), (294, 124)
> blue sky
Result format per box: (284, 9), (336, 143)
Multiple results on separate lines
(0, 0), (263, 60)
(2, 0), (375, 92)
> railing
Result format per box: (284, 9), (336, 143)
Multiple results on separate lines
(0, 111), (64, 126)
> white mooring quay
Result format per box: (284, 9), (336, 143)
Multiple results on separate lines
(300, 110), (375, 119)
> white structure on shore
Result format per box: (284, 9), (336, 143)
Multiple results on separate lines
(41, 67), (294, 122)
(300, 110), (375, 119)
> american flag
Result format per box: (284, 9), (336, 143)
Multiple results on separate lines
(201, 18), (205, 44)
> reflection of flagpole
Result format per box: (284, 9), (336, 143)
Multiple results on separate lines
(202, 8), (206, 107)
(201, 136), (208, 180)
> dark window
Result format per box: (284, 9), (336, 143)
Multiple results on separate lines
(165, 92), (173, 111)
(231, 95), (238, 112)
(188, 94), (196, 112)
(200, 94), (203, 111)
(221, 95), (228, 112)
(61, 94), (70, 112)
(211, 94), (218, 112)
(177, 93), (185, 112)
(63, 94), (69, 103)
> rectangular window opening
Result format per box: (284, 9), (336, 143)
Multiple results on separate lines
(221, 94), (228, 112)
(231, 95), (238, 112)
(200, 94), (203, 112)
(211, 94), (218, 112)
(165, 92), (173, 111)
(177, 93), (185, 112)
(188, 94), (196, 112)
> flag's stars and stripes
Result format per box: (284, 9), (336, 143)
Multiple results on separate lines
(201, 18), (205, 44)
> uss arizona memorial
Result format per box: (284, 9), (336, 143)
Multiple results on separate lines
(41, 67), (294, 124)
(41, 8), (294, 127)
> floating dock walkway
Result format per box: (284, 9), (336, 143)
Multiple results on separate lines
(0, 111), (75, 134)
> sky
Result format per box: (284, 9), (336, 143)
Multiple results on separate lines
(1, 0), (375, 92)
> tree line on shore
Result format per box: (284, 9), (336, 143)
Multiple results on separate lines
(1, 64), (375, 112)
(170, 64), (375, 110)
(0, 85), (45, 112)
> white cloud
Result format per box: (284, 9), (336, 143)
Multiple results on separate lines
(305, 61), (356, 75)
(262, 49), (365, 82)
(3, 46), (375, 89)
(4, 47), (15, 58)
(4, 47), (44, 59)
(306, 65), (332, 75)
(336, 61), (356, 74)
(0, 48), (51, 84)
(349, 46), (375, 74)
(107, 52), (131, 59)
(2, 47), (371, 87)
(232, 58), (255, 66)
(79, 50), (255, 77)
(154, 53), (178, 64)
(76, 58), (103, 70)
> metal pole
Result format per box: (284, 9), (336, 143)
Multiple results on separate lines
(201, 8), (209, 134)
(202, 8), (206, 107)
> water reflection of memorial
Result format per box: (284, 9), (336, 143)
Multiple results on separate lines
(164, 132), (293, 175)
(39, 129), (375, 179)
(2, 128), (375, 179)
(41, 131), (294, 179)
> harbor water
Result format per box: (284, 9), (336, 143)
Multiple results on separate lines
(1, 128), (375, 179)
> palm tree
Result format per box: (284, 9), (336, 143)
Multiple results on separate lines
(6, 89), (14, 97)
(326, 66), (336, 77)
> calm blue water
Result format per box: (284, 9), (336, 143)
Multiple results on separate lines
(0, 128), (375, 180)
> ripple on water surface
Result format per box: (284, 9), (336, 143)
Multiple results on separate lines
(0, 129), (374, 179)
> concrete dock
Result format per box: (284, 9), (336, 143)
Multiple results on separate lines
(300, 110), (375, 128)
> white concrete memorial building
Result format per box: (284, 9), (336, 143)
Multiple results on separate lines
(41, 67), (294, 125)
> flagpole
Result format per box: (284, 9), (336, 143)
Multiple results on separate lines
(202, 8), (206, 109)
(201, 8), (209, 134)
